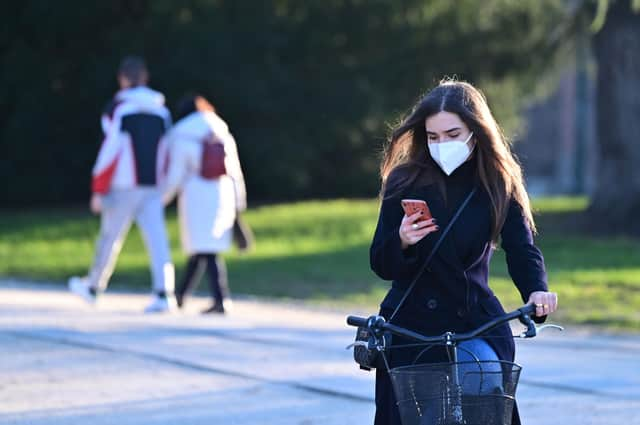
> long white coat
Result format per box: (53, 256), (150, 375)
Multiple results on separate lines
(162, 111), (246, 255)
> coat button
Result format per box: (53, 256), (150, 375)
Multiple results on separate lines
(456, 308), (466, 318)
(426, 299), (438, 310)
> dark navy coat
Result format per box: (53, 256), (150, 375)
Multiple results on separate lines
(370, 161), (548, 425)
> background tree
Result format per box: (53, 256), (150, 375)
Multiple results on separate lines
(588, 0), (640, 233)
(0, 0), (564, 206)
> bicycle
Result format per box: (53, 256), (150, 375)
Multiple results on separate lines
(346, 304), (563, 425)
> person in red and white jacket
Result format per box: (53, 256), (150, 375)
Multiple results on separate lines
(69, 56), (176, 313)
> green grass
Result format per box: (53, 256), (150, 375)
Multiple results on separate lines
(1, 196), (639, 330)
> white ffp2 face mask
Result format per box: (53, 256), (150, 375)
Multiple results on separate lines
(428, 132), (475, 176)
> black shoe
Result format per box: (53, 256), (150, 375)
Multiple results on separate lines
(201, 303), (225, 314)
(176, 293), (184, 309)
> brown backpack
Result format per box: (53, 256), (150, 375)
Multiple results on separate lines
(200, 134), (226, 179)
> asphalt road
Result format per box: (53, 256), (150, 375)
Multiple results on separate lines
(0, 280), (638, 424)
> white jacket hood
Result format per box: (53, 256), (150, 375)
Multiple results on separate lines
(171, 111), (230, 142)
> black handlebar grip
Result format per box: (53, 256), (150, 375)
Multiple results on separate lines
(520, 303), (536, 315)
(346, 315), (368, 327)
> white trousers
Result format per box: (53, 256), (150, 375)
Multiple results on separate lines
(87, 188), (174, 294)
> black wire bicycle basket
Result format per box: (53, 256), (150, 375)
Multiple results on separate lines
(389, 360), (522, 425)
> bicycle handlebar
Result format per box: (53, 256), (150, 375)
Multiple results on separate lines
(346, 315), (368, 327)
(346, 303), (539, 345)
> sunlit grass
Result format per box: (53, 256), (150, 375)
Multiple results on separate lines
(531, 195), (589, 213)
(1, 196), (638, 330)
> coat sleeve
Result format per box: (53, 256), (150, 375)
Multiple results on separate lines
(91, 106), (125, 194)
(223, 132), (247, 212)
(156, 135), (170, 185)
(369, 185), (425, 281)
(500, 199), (548, 305)
(156, 107), (172, 183)
(161, 135), (189, 205)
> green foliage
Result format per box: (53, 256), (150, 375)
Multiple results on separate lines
(1, 196), (639, 329)
(1, 1), (565, 205)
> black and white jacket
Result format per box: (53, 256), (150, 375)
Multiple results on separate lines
(92, 86), (171, 194)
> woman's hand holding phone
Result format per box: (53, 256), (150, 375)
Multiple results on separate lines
(399, 200), (438, 249)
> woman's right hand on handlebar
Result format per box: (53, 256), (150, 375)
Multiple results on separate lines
(399, 212), (438, 249)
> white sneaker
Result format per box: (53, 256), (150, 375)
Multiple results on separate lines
(68, 276), (97, 305)
(222, 298), (233, 312)
(144, 293), (177, 314)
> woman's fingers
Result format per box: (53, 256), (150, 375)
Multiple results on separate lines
(546, 292), (558, 313)
(403, 211), (424, 225)
(399, 214), (439, 247)
(528, 291), (558, 317)
(403, 219), (436, 236)
(549, 292), (558, 313)
(411, 221), (438, 236)
(409, 218), (436, 231)
(403, 222), (439, 244)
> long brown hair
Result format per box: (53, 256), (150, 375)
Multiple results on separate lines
(380, 80), (535, 241)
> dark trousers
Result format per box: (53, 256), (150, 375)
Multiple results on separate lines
(176, 253), (229, 305)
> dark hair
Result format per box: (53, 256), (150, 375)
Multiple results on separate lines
(175, 94), (216, 121)
(381, 79), (535, 241)
(118, 56), (148, 86)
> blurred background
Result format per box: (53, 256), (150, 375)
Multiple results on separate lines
(1, 0), (639, 329)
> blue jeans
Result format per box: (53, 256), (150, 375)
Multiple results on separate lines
(456, 338), (503, 395)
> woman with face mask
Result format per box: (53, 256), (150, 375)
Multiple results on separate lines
(369, 80), (558, 425)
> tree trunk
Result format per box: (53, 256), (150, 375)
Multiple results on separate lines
(590, 0), (640, 234)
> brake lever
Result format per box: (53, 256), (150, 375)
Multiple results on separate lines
(367, 315), (392, 351)
(345, 341), (368, 350)
(517, 312), (537, 338)
(517, 311), (564, 338)
(345, 315), (389, 350)
(536, 324), (564, 332)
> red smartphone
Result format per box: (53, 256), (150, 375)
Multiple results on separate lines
(401, 199), (433, 222)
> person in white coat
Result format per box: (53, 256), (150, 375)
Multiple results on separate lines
(162, 95), (247, 314)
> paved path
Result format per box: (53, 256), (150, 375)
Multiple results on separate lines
(0, 281), (638, 424)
